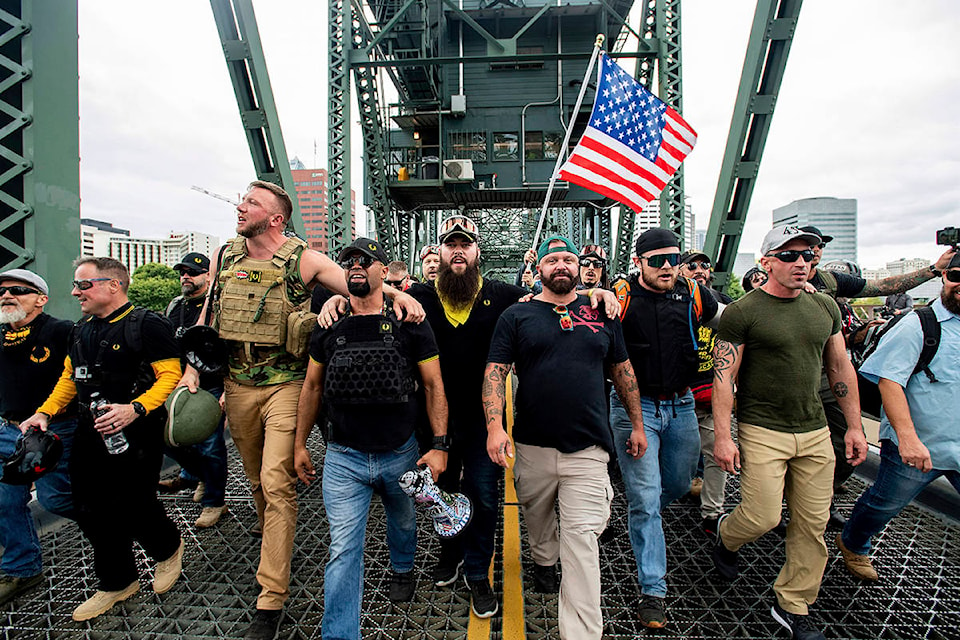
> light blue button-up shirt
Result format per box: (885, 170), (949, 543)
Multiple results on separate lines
(859, 297), (959, 472)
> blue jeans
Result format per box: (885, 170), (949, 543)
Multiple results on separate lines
(322, 434), (419, 640)
(610, 390), (700, 597)
(842, 439), (960, 555)
(163, 387), (227, 507)
(0, 417), (77, 577)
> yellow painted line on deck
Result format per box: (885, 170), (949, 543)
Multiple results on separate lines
(468, 372), (526, 640)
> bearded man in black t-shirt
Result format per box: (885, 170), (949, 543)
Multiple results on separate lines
(484, 236), (645, 640)
(293, 238), (448, 640)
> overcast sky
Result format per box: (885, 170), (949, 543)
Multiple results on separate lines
(77, 0), (959, 271)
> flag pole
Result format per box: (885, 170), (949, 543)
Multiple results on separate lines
(530, 34), (605, 255)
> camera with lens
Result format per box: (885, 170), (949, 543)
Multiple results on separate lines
(936, 226), (959, 248)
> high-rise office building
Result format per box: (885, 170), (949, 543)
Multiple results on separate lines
(289, 159), (356, 254)
(80, 219), (218, 273)
(630, 200), (696, 251)
(772, 197), (857, 263)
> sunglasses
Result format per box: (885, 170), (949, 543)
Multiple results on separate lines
(385, 279), (405, 288)
(338, 254), (376, 269)
(176, 268), (206, 277)
(579, 258), (605, 269)
(640, 254), (681, 268)
(553, 305), (574, 332)
(683, 261), (711, 271)
(438, 216), (479, 239)
(767, 249), (815, 263)
(945, 270), (960, 283)
(419, 245), (439, 260)
(72, 278), (113, 291)
(0, 285), (40, 296)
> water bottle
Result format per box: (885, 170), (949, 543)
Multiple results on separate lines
(89, 392), (129, 455)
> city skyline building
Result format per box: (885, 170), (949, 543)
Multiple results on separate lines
(630, 200), (696, 252)
(290, 158), (356, 253)
(80, 219), (218, 273)
(772, 197), (857, 264)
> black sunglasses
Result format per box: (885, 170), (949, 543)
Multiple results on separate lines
(767, 249), (815, 263)
(72, 278), (113, 291)
(641, 254), (681, 268)
(176, 268), (206, 277)
(385, 279), (405, 287)
(0, 285), (40, 296)
(945, 270), (960, 283)
(339, 255), (376, 269)
(683, 261), (711, 271)
(579, 258), (605, 269)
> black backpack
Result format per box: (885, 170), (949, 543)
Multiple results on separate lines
(855, 305), (941, 421)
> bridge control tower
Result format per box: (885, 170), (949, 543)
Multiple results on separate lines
(328, 0), (688, 276)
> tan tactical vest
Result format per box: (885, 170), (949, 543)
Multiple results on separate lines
(214, 237), (309, 347)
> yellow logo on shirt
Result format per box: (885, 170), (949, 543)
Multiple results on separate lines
(30, 346), (50, 363)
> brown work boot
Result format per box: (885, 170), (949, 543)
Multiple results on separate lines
(192, 482), (206, 503)
(72, 580), (139, 621)
(195, 505), (228, 529)
(689, 477), (703, 498)
(835, 534), (878, 581)
(153, 539), (185, 594)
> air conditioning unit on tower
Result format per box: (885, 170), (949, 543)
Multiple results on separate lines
(442, 159), (474, 182)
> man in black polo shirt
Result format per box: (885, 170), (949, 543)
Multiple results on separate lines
(0, 269), (77, 605)
(609, 228), (720, 628)
(484, 235), (645, 640)
(22, 257), (183, 621)
(293, 238), (448, 640)
(161, 252), (228, 529)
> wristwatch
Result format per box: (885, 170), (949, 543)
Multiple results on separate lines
(929, 264), (941, 276)
(131, 401), (147, 418)
(431, 435), (452, 452)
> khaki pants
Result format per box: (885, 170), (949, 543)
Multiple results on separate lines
(224, 378), (302, 610)
(719, 423), (834, 615)
(514, 443), (612, 640)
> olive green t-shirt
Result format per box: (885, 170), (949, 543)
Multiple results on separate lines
(717, 289), (841, 433)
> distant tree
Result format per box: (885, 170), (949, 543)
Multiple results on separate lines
(725, 275), (746, 301)
(128, 263), (180, 313)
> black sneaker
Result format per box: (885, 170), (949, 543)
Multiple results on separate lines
(771, 601), (826, 640)
(827, 504), (847, 530)
(388, 570), (416, 602)
(638, 594), (667, 628)
(711, 515), (739, 581)
(0, 573), (43, 606)
(464, 575), (498, 618)
(530, 563), (559, 594)
(431, 549), (464, 587)
(244, 608), (283, 640)
(701, 516), (720, 539)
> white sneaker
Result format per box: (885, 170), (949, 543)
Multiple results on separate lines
(72, 580), (139, 621)
(153, 539), (185, 594)
(195, 505), (228, 529)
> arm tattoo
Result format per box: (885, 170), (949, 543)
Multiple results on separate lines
(860, 268), (933, 297)
(712, 340), (740, 384)
(482, 364), (510, 426)
(832, 381), (849, 398)
(610, 361), (639, 396)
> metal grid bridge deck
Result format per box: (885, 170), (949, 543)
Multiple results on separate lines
(2, 432), (958, 640)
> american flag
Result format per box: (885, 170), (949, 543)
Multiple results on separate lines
(558, 53), (697, 213)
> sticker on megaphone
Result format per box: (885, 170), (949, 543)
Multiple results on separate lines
(398, 466), (472, 538)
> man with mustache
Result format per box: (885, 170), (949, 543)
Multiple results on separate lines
(609, 228), (721, 628)
(483, 236), (644, 640)
(0, 269), (77, 606)
(294, 237), (447, 640)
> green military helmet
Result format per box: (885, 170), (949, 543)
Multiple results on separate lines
(164, 386), (222, 447)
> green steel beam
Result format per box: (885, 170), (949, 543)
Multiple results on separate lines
(352, 4), (395, 256)
(655, 0), (686, 245)
(704, 0), (802, 288)
(328, 0), (352, 254)
(0, 1), (79, 320)
(209, 0), (301, 236)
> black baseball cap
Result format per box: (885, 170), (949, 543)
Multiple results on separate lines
(799, 225), (833, 244)
(680, 250), (710, 265)
(174, 252), (210, 273)
(338, 237), (389, 265)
